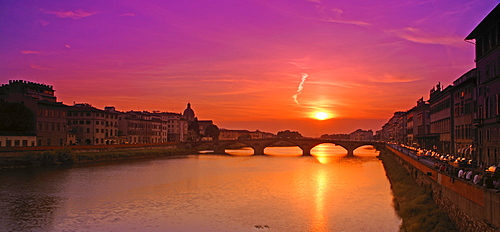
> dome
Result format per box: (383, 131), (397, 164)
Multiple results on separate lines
(183, 103), (195, 121)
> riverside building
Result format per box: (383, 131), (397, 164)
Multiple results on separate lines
(379, 4), (500, 166)
(0, 80), (69, 146)
(67, 104), (119, 145)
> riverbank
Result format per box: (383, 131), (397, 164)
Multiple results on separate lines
(0, 148), (191, 169)
(380, 151), (456, 231)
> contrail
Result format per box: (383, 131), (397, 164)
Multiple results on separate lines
(292, 73), (308, 105)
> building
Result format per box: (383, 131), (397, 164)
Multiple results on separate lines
(378, 111), (406, 144)
(156, 112), (187, 142)
(182, 103), (218, 141)
(219, 129), (275, 140)
(349, 129), (373, 141)
(409, 98), (432, 149)
(465, 4), (500, 165)
(68, 104), (119, 145)
(117, 111), (161, 144)
(0, 80), (69, 146)
(429, 83), (454, 154)
(452, 69), (476, 159)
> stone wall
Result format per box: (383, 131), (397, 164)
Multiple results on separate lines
(385, 146), (500, 232)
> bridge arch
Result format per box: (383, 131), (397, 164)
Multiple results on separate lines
(187, 139), (385, 156)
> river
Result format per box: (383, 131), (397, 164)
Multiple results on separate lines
(0, 144), (401, 231)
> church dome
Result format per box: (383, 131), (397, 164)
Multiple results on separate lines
(183, 103), (195, 121)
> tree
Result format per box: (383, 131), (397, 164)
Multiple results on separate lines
(238, 133), (251, 140)
(277, 130), (302, 139)
(204, 124), (220, 140)
(0, 102), (35, 134)
(188, 117), (200, 135)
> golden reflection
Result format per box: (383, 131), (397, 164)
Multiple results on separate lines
(311, 144), (347, 164)
(311, 167), (328, 231)
(264, 146), (302, 156)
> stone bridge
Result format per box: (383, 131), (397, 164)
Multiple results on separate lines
(185, 138), (386, 156)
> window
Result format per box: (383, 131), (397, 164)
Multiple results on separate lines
(6, 140), (11, 147)
(87, 128), (90, 133)
(96, 129), (99, 133)
(86, 112), (91, 116)
(86, 121), (91, 125)
(14, 140), (20, 146)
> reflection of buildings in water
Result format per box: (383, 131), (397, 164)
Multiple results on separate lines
(1, 194), (62, 231)
(0, 169), (66, 231)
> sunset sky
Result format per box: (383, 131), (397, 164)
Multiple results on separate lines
(1, 0), (498, 136)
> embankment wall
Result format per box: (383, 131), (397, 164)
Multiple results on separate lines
(385, 146), (500, 232)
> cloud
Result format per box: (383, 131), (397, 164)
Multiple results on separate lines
(288, 57), (312, 69)
(369, 74), (421, 83)
(121, 13), (136, 17)
(39, 20), (49, 26)
(65, 45), (71, 49)
(315, 6), (371, 27)
(43, 9), (96, 19)
(21, 50), (42, 54)
(305, 0), (321, 3)
(30, 65), (55, 70)
(292, 73), (309, 105)
(388, 27), (463, 46)
(320, 18), (372, 26)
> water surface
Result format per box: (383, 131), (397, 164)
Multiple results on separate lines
(0, 144), (401, 231)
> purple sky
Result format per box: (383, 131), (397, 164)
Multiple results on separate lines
(1, 0), (498, 136)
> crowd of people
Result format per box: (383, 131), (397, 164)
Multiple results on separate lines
(388, 143), (500, 191)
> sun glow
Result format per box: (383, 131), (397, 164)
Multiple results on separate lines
(314, 111), (329, 120)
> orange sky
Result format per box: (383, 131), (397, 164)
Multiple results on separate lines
(1, 0), (498, 136)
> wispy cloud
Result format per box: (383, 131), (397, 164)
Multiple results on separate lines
(121, 13), (136, 17)
(315, 6), (372, 27)
(388, 27), (463, 46)
(369, 74), (421, 83)
(21, 50), (42, 54)
(43, 9), (96, 19)
(30, 65), (55, 70)
(39, 20), (49, 26)
(288, 57), (312, 69)
(292, 73), (309, 105)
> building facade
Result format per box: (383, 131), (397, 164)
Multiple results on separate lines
(466, 4), (500, 165)
(68, 104), (119, 145)
(429, 84), (454, 154)
(452, 69), (476, 159)
(0, 80), (69, 146)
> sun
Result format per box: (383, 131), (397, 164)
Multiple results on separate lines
(314, 111), (329, 120)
